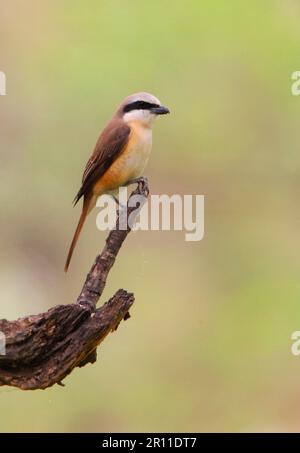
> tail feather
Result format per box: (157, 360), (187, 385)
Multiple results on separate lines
(64, 197), (91, 272)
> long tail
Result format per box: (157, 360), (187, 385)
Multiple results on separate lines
(64, 196), (91, 272)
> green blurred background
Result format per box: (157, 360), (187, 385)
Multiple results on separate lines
(1, 0), (300, 432)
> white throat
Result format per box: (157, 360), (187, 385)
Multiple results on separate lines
(123, 109), (156, 127)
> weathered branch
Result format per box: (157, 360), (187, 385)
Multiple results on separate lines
(0, 179), (149, 390)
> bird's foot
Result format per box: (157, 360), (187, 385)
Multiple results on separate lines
(125, 176), (149, 195)
(126, 176), (148, 186)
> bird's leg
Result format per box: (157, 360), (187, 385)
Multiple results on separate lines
(111, 195), (120, 206)
(111, 194), (127, 210)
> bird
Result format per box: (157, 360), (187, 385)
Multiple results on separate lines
(64, 92), (170, 272)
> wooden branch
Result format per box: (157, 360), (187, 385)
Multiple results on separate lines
(0, 179), (149, 390)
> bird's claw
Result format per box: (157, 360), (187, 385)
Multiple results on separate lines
(126, 176), (149, 195)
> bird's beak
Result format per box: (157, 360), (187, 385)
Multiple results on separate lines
(151, 105), (170, 115)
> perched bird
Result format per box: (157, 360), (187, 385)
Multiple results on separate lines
(64, 92), (170, 272)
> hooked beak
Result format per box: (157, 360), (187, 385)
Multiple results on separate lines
(151, 105), (170, 115)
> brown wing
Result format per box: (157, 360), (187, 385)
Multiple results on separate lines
(73, 120), (130, 205)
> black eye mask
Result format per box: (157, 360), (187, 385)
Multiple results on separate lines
(123, 100), (159, 113)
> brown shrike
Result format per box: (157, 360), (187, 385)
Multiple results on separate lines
(64, 92), (170, 272)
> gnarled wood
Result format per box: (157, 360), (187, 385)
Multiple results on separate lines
(0, 180), (149, 390)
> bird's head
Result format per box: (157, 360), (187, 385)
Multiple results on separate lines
(117, 92), (170, 127)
